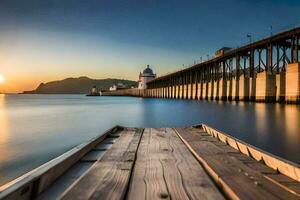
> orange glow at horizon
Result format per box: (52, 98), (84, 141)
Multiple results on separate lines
(0, 70), (139, 93)
(0, 29), (188, 93)
(0, 75), (5, 84)
(0, 74), (45, 93)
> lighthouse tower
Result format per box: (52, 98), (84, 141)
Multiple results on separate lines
(138, 65), (156, 89)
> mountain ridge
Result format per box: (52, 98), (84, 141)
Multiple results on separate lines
(23, 76), (137, 94)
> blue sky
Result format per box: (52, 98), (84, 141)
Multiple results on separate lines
(0, 0), (300, 92)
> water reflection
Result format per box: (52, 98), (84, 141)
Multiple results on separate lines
(284, 105), (300, 150)
(0, 95), (299, 186)
(254, 103), (268, 143)
(0, 94), (10, 145)
(0, 94), (12, 184)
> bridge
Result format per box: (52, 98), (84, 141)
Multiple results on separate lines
(104, 27), (300, 103)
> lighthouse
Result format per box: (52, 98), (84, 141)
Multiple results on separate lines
(138, 65), (156, 89)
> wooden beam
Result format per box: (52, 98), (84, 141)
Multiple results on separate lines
(59, 128), (143, 200)
(127, 128), (224, 200)
(174, 127), (300, 200)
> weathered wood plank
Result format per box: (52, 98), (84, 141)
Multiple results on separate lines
(175, 127), (300, 200)
(37, 162), (94, 200)
(127, 128), (224, 200)
(80, 150), (105, 162)
(59, 128), (143, 200)
(264, 174), (300, 196)
(202, 124), (300, 182)
(192, 126), (300, 197)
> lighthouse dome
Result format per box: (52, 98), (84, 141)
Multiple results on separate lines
(143, 65), (154, 75)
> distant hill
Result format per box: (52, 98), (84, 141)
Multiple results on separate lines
(23, 76), (138, 94)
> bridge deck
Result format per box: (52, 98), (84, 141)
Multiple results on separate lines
(58, 127), (300, 200)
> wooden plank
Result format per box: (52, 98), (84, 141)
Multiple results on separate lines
(59, 128), (143, 200)
(264, 174), (300, 196)
(175, 127), (300, 200)
(101, 137), (117, 144)
(80, 150), (105, 162)
(37, 162), (94, 200)
(127, 128), (224, 200)
(195, 125), (300, 196)
(93, 143), (111, 150)
(202, 124), (300, 182)
(244, 162), (278, 174)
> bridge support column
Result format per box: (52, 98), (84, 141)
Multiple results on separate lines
(249, 76), (256, 101)
(204, 81), (208, 100)
(192, 82), (196, 99)
(159, 88), (162, 98)
(166, 85), (169, 99)
(237, 75), (249, 101)
(255, 72), (276, 102)
(188, 83), (191, 99)
(227, 78), (232, 101)
(174, 85), (176, 99)
(158, 88), (160, 98)
(276, 71), (286, 102)
(207, 81), (211, 100)
(166, 84), (169, 99)
(171, 85), (173, 99)
(165, 86), (167, 98)
(179, 84), (182, 99)
(186, 74), (190, 99)
(285, 63), (300, 103)
(232, 77), (237, 101)
(199, 81), (203, 100)
(207, 80), (212, 100)
(180, 75), (184, 99)
(220, 78), (227, 101)
(183, 83), (186, 99)
(213, 79), (219, 100)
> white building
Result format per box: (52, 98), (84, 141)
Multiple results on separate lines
(109, 85), (117, 91)
(138, 65), (156, 89)
(109, 82), (126, 91)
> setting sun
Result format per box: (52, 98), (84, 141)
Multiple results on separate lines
(0, 75), (5, 83)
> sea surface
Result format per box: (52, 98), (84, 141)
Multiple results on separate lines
(0, 94), (299, 186)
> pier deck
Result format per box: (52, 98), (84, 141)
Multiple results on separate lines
(1, 125), (300, 200)
(59, 127), (300, 200)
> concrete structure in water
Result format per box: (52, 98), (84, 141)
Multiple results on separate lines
(104, 27), (300, 104)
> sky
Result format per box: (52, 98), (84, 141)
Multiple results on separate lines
(0, 0), (300, 93)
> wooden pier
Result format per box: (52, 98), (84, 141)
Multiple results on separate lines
(0, 125), (300, 200)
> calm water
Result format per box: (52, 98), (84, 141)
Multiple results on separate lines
(0, 94), (299, 186)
